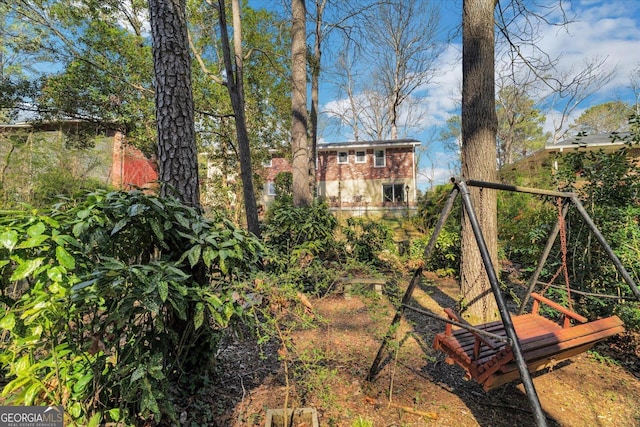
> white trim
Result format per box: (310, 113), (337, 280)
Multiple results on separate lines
(355, 150), (366, 163)
(267, 182), (276, 196)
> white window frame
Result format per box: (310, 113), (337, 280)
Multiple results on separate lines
(262, 158), (273, 167)
(374, 149), (386, 167)
(355, 150), (366, 163)
(267, 182), (276, 196)
(337, 151), (349, 164)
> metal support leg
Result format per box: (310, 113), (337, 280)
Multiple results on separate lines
(367, 186), (459, 381)
(457, 180), (548, 427)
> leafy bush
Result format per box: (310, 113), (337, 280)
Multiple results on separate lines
(410, 227), (460, 276)
(0, 190), (263, 425)
(342, 217), (395, 267)
(263, 199), (339, 264)
(550, 130), (640, 323)
(497, 190), (555, 270)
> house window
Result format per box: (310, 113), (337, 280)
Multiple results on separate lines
(374, 149), (385, 167)
(355, 150), (366, 163)
(262, 157), (272, 167)
(338, 151), (348, 164)
(267, 182), (276, 196)
(382, 184), (405, 203)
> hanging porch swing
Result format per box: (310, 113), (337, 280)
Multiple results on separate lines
(367, 178), (640, 427)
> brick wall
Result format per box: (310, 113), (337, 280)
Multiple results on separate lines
(316, 147), (414, 182)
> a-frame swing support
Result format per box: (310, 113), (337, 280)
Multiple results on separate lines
(367, 178), (640, 427)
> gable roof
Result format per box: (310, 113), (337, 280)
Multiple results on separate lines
(317, 138), (420, 151)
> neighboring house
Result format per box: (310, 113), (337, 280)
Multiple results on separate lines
(503, 132), (639, 181)
(261, 138), (420, 215)
(0, 121), (157, 193)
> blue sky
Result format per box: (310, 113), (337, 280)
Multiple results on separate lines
(252, 1), (640, 188)
(413, 0), (640, 186)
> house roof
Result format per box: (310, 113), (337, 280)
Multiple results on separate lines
(546, 132), (629, 153)
(317, 138), (420, 151)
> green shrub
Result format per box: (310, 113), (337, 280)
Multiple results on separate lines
(410, 227), (460, 276)
(342, 217), (395, 267)
(550, 129), (640, 320)
(263, 198), (339, 264)
(0, 190), (263, 425)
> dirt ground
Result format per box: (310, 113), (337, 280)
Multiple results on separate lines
(206, 272), (640, 427)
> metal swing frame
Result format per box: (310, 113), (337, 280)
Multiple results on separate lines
(367, 178), (640, 427)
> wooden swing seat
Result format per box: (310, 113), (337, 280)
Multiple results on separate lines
(432, 293), (625, 391)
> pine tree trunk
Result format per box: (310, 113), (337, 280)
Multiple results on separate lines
(148, 0), (200, 209)
(460, 0), (499, 322)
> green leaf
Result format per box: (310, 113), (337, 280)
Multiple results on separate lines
(0, 312), (15, 331)
(149, 218), (164, 241)
(26, 222), (46, 237)
(47, 265), (64, 282)
(111, 218), (128, 235)
(72, 278), (98, 292)
(158, 281), (168, 303)
(77, 208), (92, 219)
(202, 247), (215, 268)
(128, 203), (145, 216)
(10, 258), (44, 281)
(87, 412), (102, 427)
(188, 245), (202, 268)
(72, 221), (86, 237)
(193, 302), (204, 330)
(56, 245), (76, 269)
(0, 230), (18, 251)
(17, 234), (49, 249)
(130, 365), (146, 384)
(73, 373), (93, 394)
(24, 382), (41, 406)
(174, 213), (190, 229)
(107, 408), (121, 422)
(140, 387), (160, 416)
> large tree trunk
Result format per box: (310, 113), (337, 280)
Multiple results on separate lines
(218, 0), (261, 237)
(291, 0), (312, 207)
(460, 0), (499, 322)
(148, 0), (200, 209)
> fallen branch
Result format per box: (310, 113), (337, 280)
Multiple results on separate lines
(364, 396), (438, 420)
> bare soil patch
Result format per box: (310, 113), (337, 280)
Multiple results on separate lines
(202, 272), (640, 426)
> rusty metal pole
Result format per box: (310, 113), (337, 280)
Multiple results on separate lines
(570, 195), (640, 300)
(518, 201), (570, 315)
(457, 179), (548, 427)
(367, 185), (459, 381)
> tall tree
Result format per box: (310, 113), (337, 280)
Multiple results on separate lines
(216, 0), (260, 236)
(5, 0), (155, 151)
(496, 85), (549, 167)
(365, 0), (442, 140)
(460, 0), (499, 321)
(291, 0), (312, 206)
(571, 101), (632, 135)
(188, 3), (290, 217)
(325, 0), (442, 141)
(149, 0), (200, 207)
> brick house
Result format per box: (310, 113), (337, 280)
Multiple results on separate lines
(261, 138), (420, 215)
